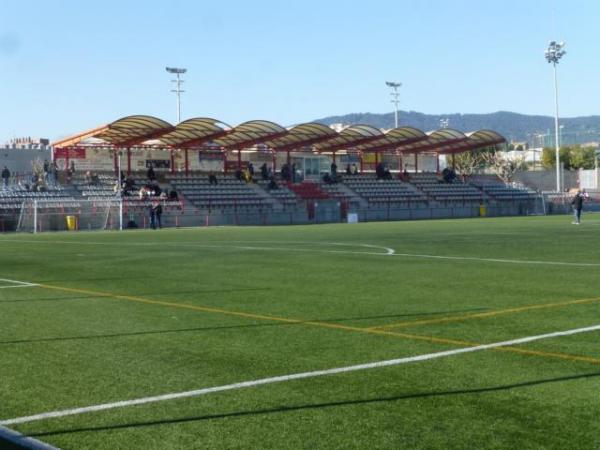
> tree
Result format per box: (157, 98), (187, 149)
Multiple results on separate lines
(541, 145), (596, 170)
(481, 151), (526, 183)
(446, 150), (483, 178)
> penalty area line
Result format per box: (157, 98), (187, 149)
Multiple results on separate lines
(2, 324), (599, 427)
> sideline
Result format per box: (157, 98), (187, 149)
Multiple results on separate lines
(2, 324), (599, 426)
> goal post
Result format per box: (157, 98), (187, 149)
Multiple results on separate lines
(16, 199), (122, 233)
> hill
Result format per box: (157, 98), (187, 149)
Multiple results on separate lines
(314, 111), (600, 146)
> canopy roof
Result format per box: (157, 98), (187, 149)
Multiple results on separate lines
(52, 115), (506, 154)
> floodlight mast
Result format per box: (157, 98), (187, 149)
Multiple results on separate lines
(545, 41), (566, 192)
(385, 81), (402, 128)
(166, 67), (187, 124)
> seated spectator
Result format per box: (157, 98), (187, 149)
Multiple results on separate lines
(345, 164), (352, 175)
(85, 170), (93, 185)
(383, 166), (392, 180)
(147, 165), (156, 181)
(260, 163), (269, 180)
(268, 176), (278, 190)
(442, 167), (451, 183)
(91, 172), (100, 185)
(281, 163), (290, 181)
(376, 162), (385, 179)
(209, 172), (219, 185)
(169, 189), (179, 201)
(323, 173), (335, 184)
(234, 169), (243, 182)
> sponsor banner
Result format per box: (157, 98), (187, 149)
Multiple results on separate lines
(53, 148), (86, 159)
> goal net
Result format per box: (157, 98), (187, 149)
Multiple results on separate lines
(16, 199), (122, 233)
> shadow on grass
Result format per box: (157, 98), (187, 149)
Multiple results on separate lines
(28, 371), (600, 437)
(0, 307), (489, 346)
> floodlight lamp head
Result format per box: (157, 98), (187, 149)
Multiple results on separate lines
(385, 81), (401, 88)
(166, 67), (187, 74)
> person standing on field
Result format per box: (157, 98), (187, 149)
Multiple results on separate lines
(571, 189), (584, 225)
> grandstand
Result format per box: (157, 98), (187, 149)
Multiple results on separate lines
(0, 115), (553, 231)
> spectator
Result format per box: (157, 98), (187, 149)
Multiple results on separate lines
(51, 161), (58, 185)
(291, 163), (297, 182)
(352, 164), (358, 175)
(209, 172), (219, 185)
(260, 163), (269, 180)
(147, 164), (156, 181)
(346, 164), (352, 175)
(69, 161), (76, 174)
(268, 175), (278, 190)
(331, 161), (337, 178)
(243, 168), (252, 183)
(43, 160), (49, 180)
(85, 170), (93, 185)
(281, 163), (290, 181)
(2, 166), (10, 188)
(169, 189), (179, 201)
(248, 162), (255, 178)
(376, 162), (385, 179)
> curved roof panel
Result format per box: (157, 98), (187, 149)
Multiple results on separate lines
(96, 115), (174, 146)
(156, 118), (230, 147)
(359, 126), (428, 152)
(213, 120), (288, 149)
(267, 122), (338, 150)
(316, 124), (384, 152)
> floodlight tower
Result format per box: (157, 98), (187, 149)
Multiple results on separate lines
(385, 81), (402, 128)
(545, 41), (566, 192)
(440, 118), (450, 129)
(166, 67), (187, 123)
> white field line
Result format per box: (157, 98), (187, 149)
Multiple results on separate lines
(2, 237), (599, 266)
(389, 252), (600, 267)
(0, 278), (39, 289)
(2, 324), (599, 427)
(0, 239), (395, 257)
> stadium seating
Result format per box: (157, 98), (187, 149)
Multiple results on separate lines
(469, 175), (538, 200)
(409, 173), (484, 203)
(342, 174), (427, 207)
(167, 173), (275, 211)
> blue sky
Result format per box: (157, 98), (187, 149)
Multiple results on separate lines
(0, 0), (597, 142)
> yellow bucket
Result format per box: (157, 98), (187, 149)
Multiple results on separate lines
(66, 215), (77, 231)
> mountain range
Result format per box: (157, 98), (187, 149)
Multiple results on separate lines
(314, 111), (600, 146)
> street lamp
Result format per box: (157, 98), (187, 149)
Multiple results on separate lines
(385, 81), (402, 128)
(166, 67), (187, 123)
(545, 41), (566, 192)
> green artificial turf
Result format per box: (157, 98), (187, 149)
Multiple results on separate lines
(0, 215), (599, 449)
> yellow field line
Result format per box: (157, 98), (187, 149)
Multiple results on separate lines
(37, 283), (600, 366)
(371, 296), (600, 331)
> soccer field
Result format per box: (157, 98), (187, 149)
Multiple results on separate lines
(1, 216), (599, 450)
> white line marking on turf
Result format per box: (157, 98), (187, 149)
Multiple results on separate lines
(389, 252), (600, 267)
(0, 239), (395, 257)
(0, 278), (39, 289)
(2, 324), (598, 427)
(3, 238), (600, 266)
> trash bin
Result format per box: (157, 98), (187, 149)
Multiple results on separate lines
(66, 215), (77, 231)
(479, 205), (487, 217)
